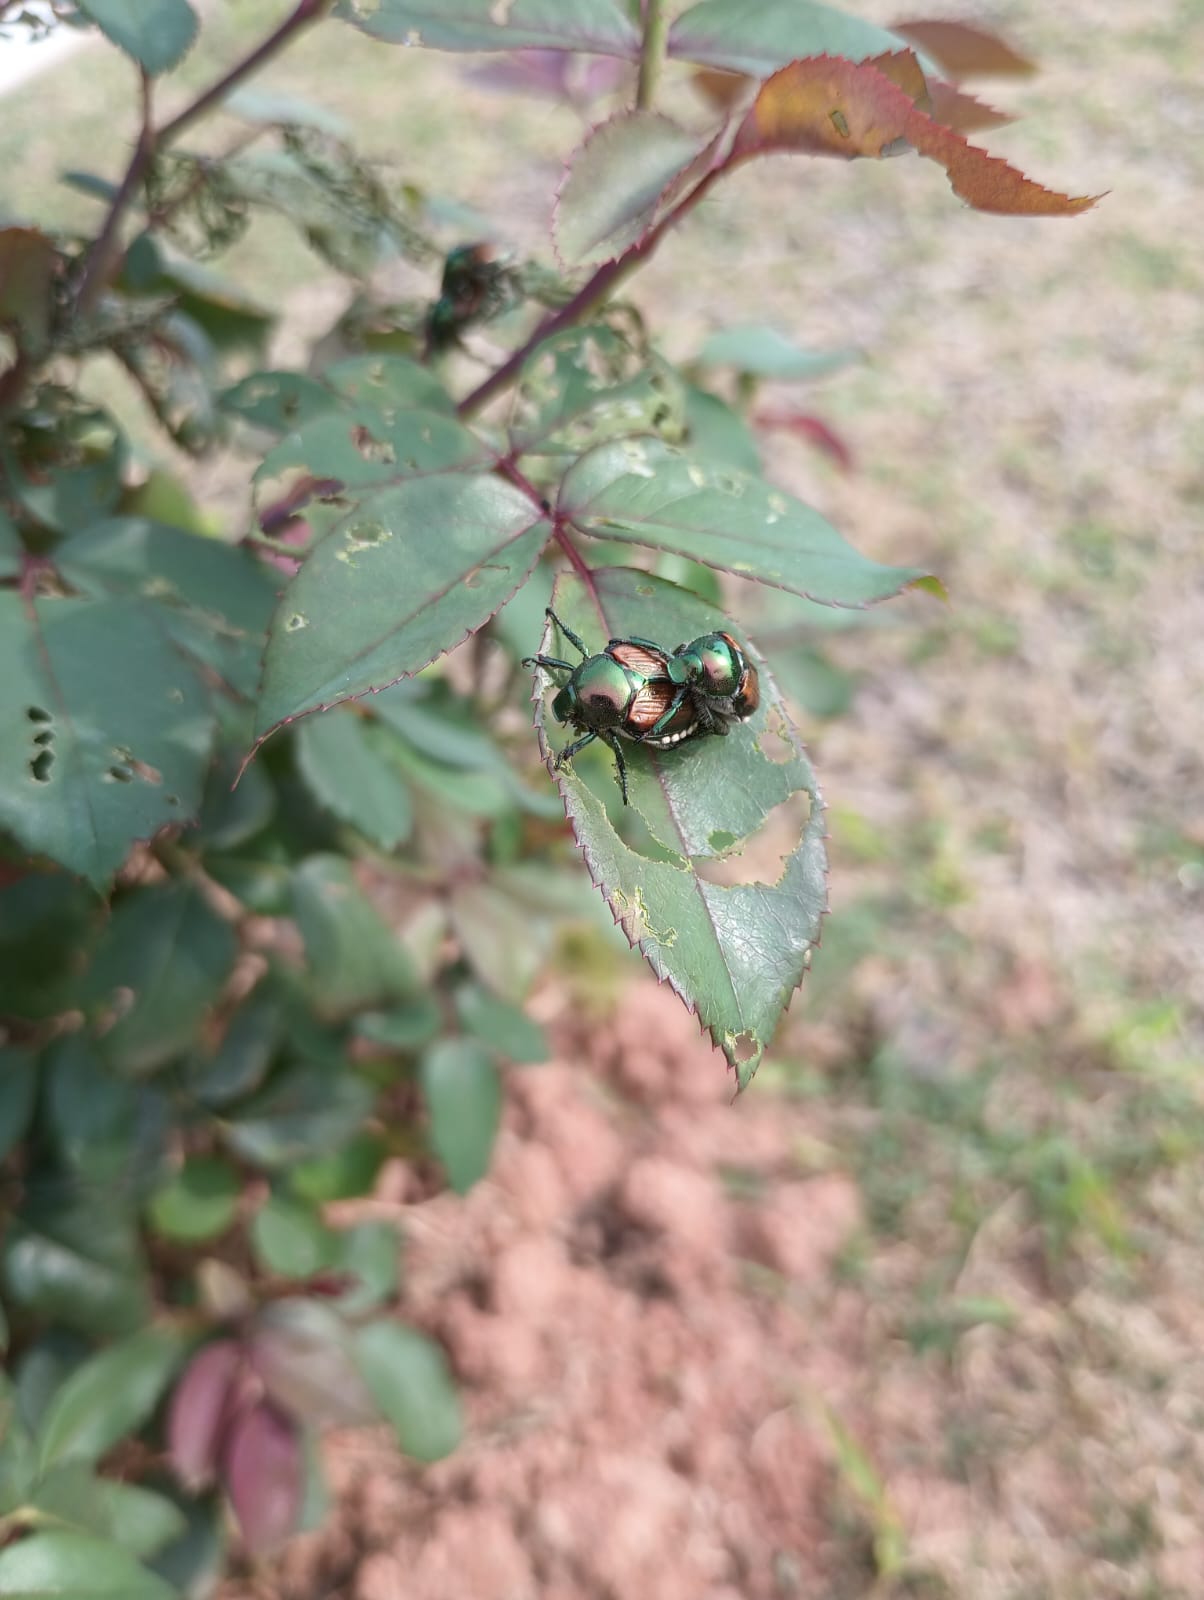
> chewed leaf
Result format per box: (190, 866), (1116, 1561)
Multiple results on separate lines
(559, 437), (931, 606)
(508, 324), (685, 457)
(530, 569), (827, 1086)
(733, 54), (1099, 216)
(554, 112), (715, 269)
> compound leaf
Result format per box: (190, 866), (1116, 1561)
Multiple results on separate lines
(560, 437), (931, 606)
(529, 570), (827, 1086)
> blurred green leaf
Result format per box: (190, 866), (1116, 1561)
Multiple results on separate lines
(147, 1490), (227, 1600)
(250, 1299), (374, 1428)
(354, 997), (442, 1053)
(1, 401), (128, 535)
(0, 873), (100, 1021)
(667, 0), (929, 75)
(0, 228), (57, 355)
(421, 1037), (501, 1194)
(30, 1472), (189, 1559)
(147, 1157), (241, 1243)
(86, 883), (238, 1077)
(218, 371), (336, 435)
(290, 1132), (387, 1204)
(696, 324), (858, 379)
(250, 1193), (335, 1280)
(291, 855), (417, 1017)
(450, 880), (547, 1002)
(37, 1326), (187, 1470)
(561, 438), (932, 606)
(455, 984), (548, 1065)
(0, 592), (214, 887)
(0, 1048), (38, 1163)
(187, 983), (282, 1107)
(223, 1060), (374, 1170)
(1, 1185), (150, 1338)
(334, 0), (640, 53)
(0, 1531), (176, 1599)
(295, 710), (413, 851)
(352, 1320), (461, 1463)
(74, 0), (199, 74)
(681, 384), (762, 474)
(531, 570), (827, 1085)
(330, 1221), (399, 1315)
(41, 1034), (168, 1192)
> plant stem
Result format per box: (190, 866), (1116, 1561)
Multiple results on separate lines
(458, 162), (724, 421)
(496, 454), (603, 611)
(71, 0), (331, 319)
(635, 0), (669, 111)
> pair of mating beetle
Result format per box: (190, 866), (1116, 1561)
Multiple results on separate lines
(524, 609), (760, 804)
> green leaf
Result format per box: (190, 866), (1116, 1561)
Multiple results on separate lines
(352, 1321), (461, 1463)
(295, 710), (413, 851)
(289, 1132), (387, 1204)
(41, 1034), (166, 1192)
(0, 1531), (176, 1600)
(147, 1157), (241, 1243)
(508, 325), (685, 458)
(455, 984), (548, 1065)
(354, 998), (442, 1053)
(420, 1038), (502, 1194)
(222, 87), (350, 139)
(250, 1193), (335, 1280)
(0, 228), (57, 355)
(1, 1186), (151, 1338)
(57, 517), (276, 700)
(85, 883), (238, 1077)
(329, 1220), (399, 1314)
(217, 371), (337, 435)
(0, 873), (100, 1020)
(560, 438), (931, 606)
(681, 385), (762, 475)
(0, 506), (21, 580)
(554, 113), (709, 268)
(449, 881), (546, 1003)
(146, 1491), (226, 1599)
(323, 354), (457, 418)
(187, 983), (281, 1106)
(223, 1061), (374, 1171)
(1, 404), (128, 536)
(334, 0), (640, 54)
(668, 0), (930, 76)
(37, 1327), (187, 1470)
(255, 472), (551, 740)
(531, 570), (828, 1086)
(696, 324), (858, 380)
(69, 1478), (187, 1559)
(0, 592), (214, 888)
(0, 1049), (38, 1164)
(75, 0), (198, 74)
(291, 855), (417, 1017)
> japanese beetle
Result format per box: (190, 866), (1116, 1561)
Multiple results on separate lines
(523, 610), (759, 804)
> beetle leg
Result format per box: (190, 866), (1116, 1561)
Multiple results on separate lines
(522, 654), (574, 673)
(601, 731), (629, 805)
(648, 684), (693, 738)
(545, 607), (590, 660)
(552, 730), (597, 769)
(692, 695), (728, 736)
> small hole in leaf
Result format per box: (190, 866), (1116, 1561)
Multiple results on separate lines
(106, 765), (134, 783)
(26, 706), (52, 724)
(30, 749), (54, 783)
(732, 1031), (758, 1064)
(166, 793), (181, 807)
(286, 613), (309, 631)
(33, 729), (54, 748)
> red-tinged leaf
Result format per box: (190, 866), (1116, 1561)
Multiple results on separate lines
(756, 407), (854, 472)
(732, 54), (1100, 217)
(928, 80), (1012, 135)
(890, 18), (1036, 80)
(222, 1400), (302, 1554)
(691, 66), (752, 112)
(167, 1340), (242, 1492)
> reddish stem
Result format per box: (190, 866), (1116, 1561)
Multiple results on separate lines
(458, 162), (726, 420)
(496, 454), (603, 613)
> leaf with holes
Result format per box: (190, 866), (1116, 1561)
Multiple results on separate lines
(668, 0), (933, 75)
(334, 0), (640, 55)
(0, 592), (214, 888)
(255, 471), (552, 740)
(554, 113), (714, 268)
(560, 437), (934, 607)
(508, 325), (685, 459)
(85, 882), (239, 1077)
(75, 0), (199, 75)
(529, 569), (827, 1086)
(731, 54), (1099, 216)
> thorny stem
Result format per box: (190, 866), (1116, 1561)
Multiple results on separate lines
(635, 0), (669, 112)
(458, 163), (726, 421)
(71, 0), (331, 319)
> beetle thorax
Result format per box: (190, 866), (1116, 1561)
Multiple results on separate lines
(559, 654), (633, 730)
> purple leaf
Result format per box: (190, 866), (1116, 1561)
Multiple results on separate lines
(222, 1400), (303, 1554)
(167, 1339), (242, 1492)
